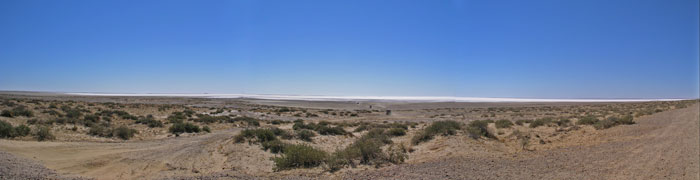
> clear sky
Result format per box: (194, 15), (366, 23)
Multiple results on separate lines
(1, 0), (698, 99)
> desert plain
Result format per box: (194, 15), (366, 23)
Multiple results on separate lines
(0, 91), (698, 179)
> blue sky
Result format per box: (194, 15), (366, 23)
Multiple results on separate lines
(0, 0), (698, 98)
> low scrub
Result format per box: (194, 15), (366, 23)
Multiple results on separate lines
(234, 128), (277, 143)
(0, 120), (31, 138)
(576, 116), (599, 125)
(35, 126), (55, 141)
(529, 117), (554, 128)
(412, 120), (462, 144)
(297, 129), (316, 142)
(495, 120), (513, 129)
(1, 106), (34, 117)
(593, 115), (634, 130)
(169, 122), (201, 135)
(515, 119), (532, 126)
(273, 144), (328, 171)
(293, 121), (348, 135)
(262, 140), (290, 154)
(135, 115), (163, 128)
(386, 128), (406, 136)
(465, 120), (495, 139)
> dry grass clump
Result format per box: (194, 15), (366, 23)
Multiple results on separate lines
(35, 126), (54, 141)
(593, 115), (634, 130)
(412, 120), (462, 144)
(273, 144), (328, 171)
(465, 120), (495, 139)
(495, 119), (513, 128)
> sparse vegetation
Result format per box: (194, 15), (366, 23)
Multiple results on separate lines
(35, 126), (55, 141)
(465, 120), (495, 139)
(1, 106), (34, 117)
(169, 122), (201, 135)
(412, 120), (461, 144)
(495, 119), (513, 128)
(273, 144), (328, 171)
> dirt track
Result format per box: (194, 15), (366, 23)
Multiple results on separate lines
(344, 105), (700, 179)
(0, 128), (245, 179)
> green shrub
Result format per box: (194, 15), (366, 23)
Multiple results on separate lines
(14, 124), (30, 137)
(0, 120), (14, 138)
(1, 106), (34, 117)
(412, 120), (462, 144)
(515, 119), (532, 126)
(495, 120), (513, 129)
(230, 116), (260, 126)
(465, 120), (494, 139)
(297, 129), (316, 142)
(114, 125), (137, 140)
(169, 122), (201, 135)
(195, 114), (230, 124)
(135, 115), (163, 128)
(234, 128), (277, 143)
(593, 116), (635, 130)
(529, 117), (553, 128)
(556, 118), (572, 127)
(36, 126), (54, 141)
(202, 126), (211, 133)
(386, 128), (406, 136)
(293, 121), (347, 135)
(262, 140), (289, 154)
(0, 121), (31, 138)
(273, 144), (328, 171)
(577, 116), (599, 125)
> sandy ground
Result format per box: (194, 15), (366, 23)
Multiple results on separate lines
(343, 105), (700, 179)
(0, 92), (697, 179)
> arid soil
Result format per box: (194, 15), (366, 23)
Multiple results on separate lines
(0, 92), (697, 179)
(344, 104), (700, 179)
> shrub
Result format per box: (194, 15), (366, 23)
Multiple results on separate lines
(515, 119), (532, 126)
(114, 125), (137, 140)
(169, 122), (201, 135)
(36, 126), (54, 141)
(529, 117), (553, 128)
(412, 120), (462, 144)
(202, 126), (211, 133)
(495, 120), (513, 129)
(195, 114), (230, 124)
(0, 120), (14, 138)
(465, 120), (494, 139)
(556, 118), (572, 127)
(593, 116), (635, 130)
(577, 116), (599, 125)
(135, 116), (163, 128)
(231, 116), (260, 126)
(297, 130), (316, 142)
(14, 124), (30, 137)
(234, 128), (277, 143)
(293, 121), (347, 135)
(273, 144), (328, 171)
(1, 106), (34, 117)
(262, 140), (289, 154)
(386, 128), (406, 136)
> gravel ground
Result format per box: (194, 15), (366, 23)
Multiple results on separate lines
(343, 105), (700, 180)
(0, 151), (92, 180)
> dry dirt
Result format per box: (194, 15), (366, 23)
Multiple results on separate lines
(343, 105), (700, 179)
(0, 93), (698, 179)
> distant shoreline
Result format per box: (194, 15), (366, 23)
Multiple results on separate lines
(61, 92), (686, 103)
